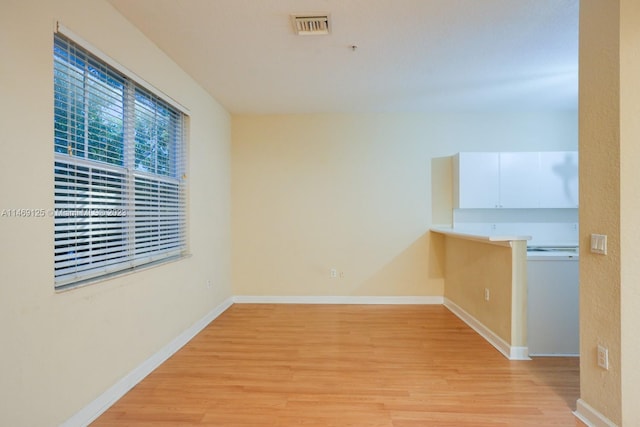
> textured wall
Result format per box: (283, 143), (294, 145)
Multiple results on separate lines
(578, 0), (622, 424)
(619, 0), (640, 424)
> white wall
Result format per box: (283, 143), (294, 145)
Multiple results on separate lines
(232, 112), (577, 298)
(0, 1), (231, 426)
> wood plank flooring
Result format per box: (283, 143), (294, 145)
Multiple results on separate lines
(92, 304), (583, 426)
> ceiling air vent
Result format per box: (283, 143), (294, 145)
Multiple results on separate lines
(291, 14), (330, 35)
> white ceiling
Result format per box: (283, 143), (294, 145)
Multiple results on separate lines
(107, 0), (579, 114)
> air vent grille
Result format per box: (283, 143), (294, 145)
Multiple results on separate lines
(291, 14), (330, 35)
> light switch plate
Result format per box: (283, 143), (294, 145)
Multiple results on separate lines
(591, 234), (607, 255)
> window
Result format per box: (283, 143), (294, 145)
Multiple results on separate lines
(53, 32), (187, 289)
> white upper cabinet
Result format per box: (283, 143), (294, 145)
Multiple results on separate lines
(499, 152), (540, 208)
(454, 152), (500, 208)
(453, 151), (578, 209)
(538, 151), (579, 208)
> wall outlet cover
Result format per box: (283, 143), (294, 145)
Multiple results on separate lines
(597, 344), (609, 370)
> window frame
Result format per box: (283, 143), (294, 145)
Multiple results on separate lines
(53, 26), (189, 290)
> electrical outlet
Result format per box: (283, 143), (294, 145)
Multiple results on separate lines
(339, 271), (344, 279)
(597, 345), (609, 370)
(330, 268), (337, 278)
(484, 288), (490, 301)
(206, 280), (212, 289)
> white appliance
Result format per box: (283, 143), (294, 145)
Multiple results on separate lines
(527, 248), (579, 356)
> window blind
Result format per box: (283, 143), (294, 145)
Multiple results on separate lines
(53, 33), (186, 289)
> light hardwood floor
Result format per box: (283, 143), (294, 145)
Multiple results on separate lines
(92, 304), (585, 426)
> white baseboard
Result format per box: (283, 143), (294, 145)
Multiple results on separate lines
(232, 295), (444, 305)
(574, 399), (619, 427)
(509, 346), (530, 360)
(529, 353), (580, 357)
(443, 298), (530, 361)
(60, 296), (234, 427)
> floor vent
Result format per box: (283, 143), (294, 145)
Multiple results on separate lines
(291, 14), (330, 35)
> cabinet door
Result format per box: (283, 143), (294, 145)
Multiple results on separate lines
(499, 152), (540, 208)
(455, 152), (499, 208)
(538, 151), (578, 208)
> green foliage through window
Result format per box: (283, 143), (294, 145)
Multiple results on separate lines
(53, 33), (186, 289)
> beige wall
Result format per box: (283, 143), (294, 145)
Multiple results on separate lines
(509, 240), (528, 347)
(0, 1), (231, 426)
(442, 237), (514, 343)
(579, 0), (622, 424)
(619, 0), (640, 425)
(580, 1), (640, 425)
(232, 113), (577, 297)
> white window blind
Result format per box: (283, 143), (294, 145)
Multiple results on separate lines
(53, 33), (187, 289)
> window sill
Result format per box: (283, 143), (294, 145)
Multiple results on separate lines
(54, 253), (193, 293)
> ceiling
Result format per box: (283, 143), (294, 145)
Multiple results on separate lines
(107, 0), (579, 114)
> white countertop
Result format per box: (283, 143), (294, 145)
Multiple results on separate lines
(430, 226), (532, 245)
